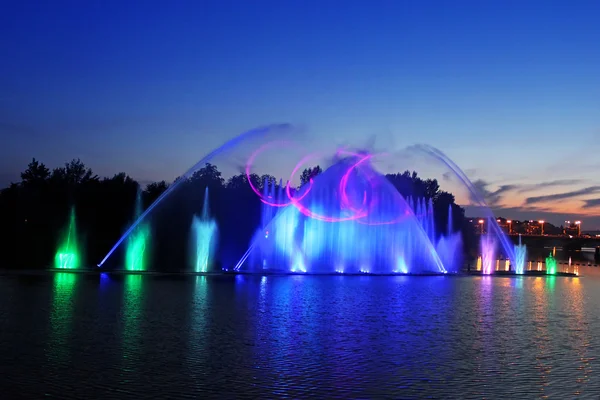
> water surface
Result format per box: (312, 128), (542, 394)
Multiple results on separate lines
(1, 271), (599, 398)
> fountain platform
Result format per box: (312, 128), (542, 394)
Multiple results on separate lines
(39, 268), (453, 276)
(0, 268), (579, 278)
(466, 270), (578, 277)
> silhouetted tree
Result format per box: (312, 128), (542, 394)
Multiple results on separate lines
(0, 157), (472, 271)
(300, 165), (322, 186)
(21, 158), (50, 186)
(190, 163), (224, 188)
(51, 158), (98, 186)
(226, 173), (261, 192)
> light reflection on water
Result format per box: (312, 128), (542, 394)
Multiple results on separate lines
(187, 276), (208, 383)
(122, 274), (143, 380)
(47, 273), (77, 365)
(531, 276), (551, 396)
(0, 271), (600, 398)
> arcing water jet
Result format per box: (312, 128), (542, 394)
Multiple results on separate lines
(98, 124), (296, 267)
(412, 144), (516, 264)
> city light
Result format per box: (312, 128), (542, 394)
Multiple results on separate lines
(472, 217), (585, 237)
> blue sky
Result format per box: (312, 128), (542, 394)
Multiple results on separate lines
(1, 0), (599, 226)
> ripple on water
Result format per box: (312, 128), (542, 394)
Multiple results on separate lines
(0, 273), (600, 398)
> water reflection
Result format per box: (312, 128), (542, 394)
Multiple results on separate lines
(187, 276), (209, 376)
(546, 275), (556, 292)
(531, 277), (551, 396)
(121, 274), (144, 378)
(4, 274), (600, 398)
(47, 273), (77, 365)
(471, 276), (494, 397)
(566, 277), (593, 395)
(514, 276), (523, 290)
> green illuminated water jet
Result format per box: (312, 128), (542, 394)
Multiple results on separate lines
(54, 207), (80, 269)
(546, 252), (557, 275)
(190, 187), (218, 272)
(125, 188), (151, 271)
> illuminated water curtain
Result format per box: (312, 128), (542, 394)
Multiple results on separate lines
(545, 252), (557, 275)
(236, 150), (463, 274)
(480, 228), (496, 275)
(94, 124), (521, 273)
(514, 234), (527, 275)
(125, 188), (150, 271)
(54, 207), (80, 269)
(190, 187), (219, 273)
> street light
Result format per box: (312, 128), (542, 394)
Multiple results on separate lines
(478, 219), (484, 234)
(575, 220), (581, 236)
(539, 220), (545, 235)
(507, 220), (512, 234)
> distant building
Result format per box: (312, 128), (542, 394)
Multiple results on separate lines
(563, 221), (582, 236)
(468, 217), (562, 235)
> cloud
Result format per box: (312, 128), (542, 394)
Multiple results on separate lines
(442, 168), (476, 182)
(582, 198), (600, 209)
(470, 179), (518, 206)
(517, 179), (585, 193)
(524, 186), (600, 205)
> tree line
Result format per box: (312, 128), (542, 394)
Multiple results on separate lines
(0, 158), (476, 270)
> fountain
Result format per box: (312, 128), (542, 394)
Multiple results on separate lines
(93, 125), (578, 277)
(54, 207), (80, 269)
(514, 234), (527, 274)
(236, 154), (461, 274)
(98, 124), (296, 267)
(190, 188), (219, 272)
(413, 144), (516, 264)
(125, 187), (150, 271)
(546, 252), (557, 275)
(436, 204), (463, 273)
(480, 227), (496, 275)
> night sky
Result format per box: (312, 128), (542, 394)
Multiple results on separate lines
(1, 1), (599, 226)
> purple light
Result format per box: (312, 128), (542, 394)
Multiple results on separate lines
(238, 152), (451, 274)
(245, 140), (314, 207)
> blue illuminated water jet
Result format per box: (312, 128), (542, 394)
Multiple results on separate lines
(98, 124), (296, 267)
(436, 204), (463, 273)
(237, 154), (460, 274)
(514, 234), (527, 274)
(412, 144), (515, 264)
(190, 188), (218, 273)
(480, 228), (496, 275)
